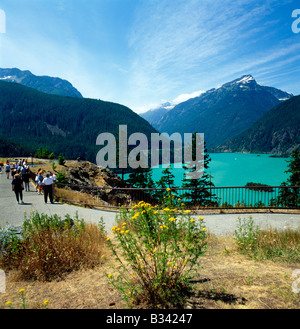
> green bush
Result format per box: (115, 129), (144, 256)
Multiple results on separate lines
(233, 216), (260, 253)
(106, 190), (207, 308)
(0, 212), (106, 281)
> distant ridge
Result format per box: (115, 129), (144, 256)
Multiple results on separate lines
(141, 75), (293, 148)
(215, 95), (300, 154)
(0, 67), (83, 98)
(0, 80), (157, 161)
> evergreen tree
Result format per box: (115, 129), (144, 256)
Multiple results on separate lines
(181, 132), (216, 207)
(58, 153), (66, 166)
(155, 165), (177, 203)
(127, 167), (155, 189)
(278, 148), (300, 207)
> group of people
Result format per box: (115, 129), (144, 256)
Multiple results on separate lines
(2, 159), (57, 205)
(4, 159), (32, 205)
(34, 169), (57, 204)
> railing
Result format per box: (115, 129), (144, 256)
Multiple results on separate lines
(29, 169), (299, 209)
(53, 182), (300, 210)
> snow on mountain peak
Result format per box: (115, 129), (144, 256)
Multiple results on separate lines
(235, 75), (254, 84)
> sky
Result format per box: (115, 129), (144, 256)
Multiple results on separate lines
(0, 0), (299, 113)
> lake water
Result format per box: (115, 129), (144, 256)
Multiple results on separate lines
(123, 153), (289, 187)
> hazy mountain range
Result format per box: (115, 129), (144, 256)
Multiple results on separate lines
(141, 75), (293, 149)
(0, 67), (298, 159)
(0, 68), (83, 98)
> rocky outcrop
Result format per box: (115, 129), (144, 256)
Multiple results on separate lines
(62, 162), (133, 206)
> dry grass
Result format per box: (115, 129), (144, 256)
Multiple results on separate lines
(54, 187), (109, 208)
(1, 232), (299, 309)
(186, 234), (300, 309)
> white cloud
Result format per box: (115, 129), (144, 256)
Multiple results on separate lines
(126, 0), (298, 110)
(172, 90), (205, 105)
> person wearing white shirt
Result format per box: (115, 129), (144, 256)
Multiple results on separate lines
(50, 172), (57, 197)
(42, 173), (54, 204)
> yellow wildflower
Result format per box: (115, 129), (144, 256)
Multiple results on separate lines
(106, 237), (110, 241)
(5, 301), (12, 306)
(185, 210), (191, 214)
(153, 249), (157, 253)
(190, 219), (195, 222)
(202, 228), (207, 232)
(43, 300), (49, 306)
(168, 217), (176, 222)
(19, 289), (25, 293)
(108, 274), (112, 279)
(199, 216), (204, 220)
(125, 230), (129, 234)
(166, 188), (171, 191)
(122, 222), (127, 226)
(111, 225), (117, 231)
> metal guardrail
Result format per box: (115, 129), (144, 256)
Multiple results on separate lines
(28, 169), (299, 209)
(53, 182), (300, 210)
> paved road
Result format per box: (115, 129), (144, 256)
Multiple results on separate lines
(0, 171), (117, 232)
(0, 170), (299, 235)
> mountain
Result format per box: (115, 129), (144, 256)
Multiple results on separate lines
(140, 102), (174, 128)
(0, 68), (83, 98)
(147, 75), (293, 148)
(0, 80), (157, 161)
(0, 135), (33, 157)
(215, 95), (300, 154)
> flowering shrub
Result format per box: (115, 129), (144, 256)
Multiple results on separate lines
(233, 216), (260, 253)
(106, 190), (207, 308)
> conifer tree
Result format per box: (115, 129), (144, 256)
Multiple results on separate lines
(181, 132), (216, 207)
(278, 147), (300, 207)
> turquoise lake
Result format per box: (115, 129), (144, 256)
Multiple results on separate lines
(123, 153), (289, 187)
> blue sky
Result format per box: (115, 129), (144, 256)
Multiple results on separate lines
(0, 0), (299, 113)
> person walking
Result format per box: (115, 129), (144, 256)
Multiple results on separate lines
(11, 173), (24, 204)
(23, 165), (31, 191)
(36, 170), (44, 195)
(50, 171), (56, 197)
(5, 162), (11, 179)
(42, 173), (54, 204)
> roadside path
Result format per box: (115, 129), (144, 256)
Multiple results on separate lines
(0, 170), (299, 235)
(0, 170), (117, 231)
